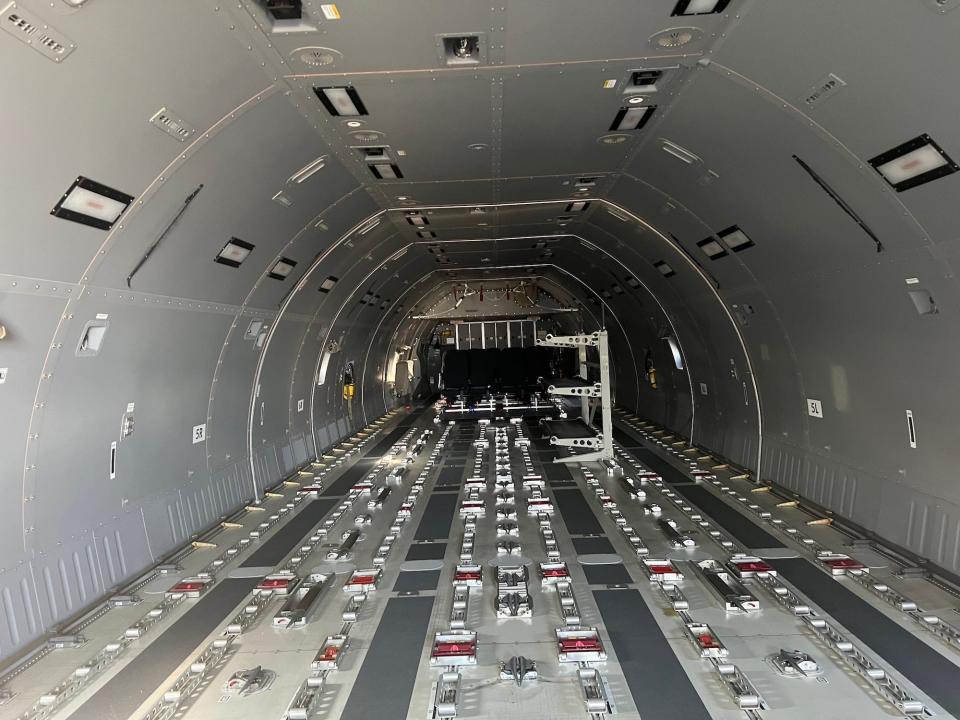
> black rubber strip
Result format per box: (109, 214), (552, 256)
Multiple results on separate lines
(594, 589), (712, 720)
(573, 537), (615, 554)
(393, 569), (441, 592)
(405, 542), (447, 561)
(241, 497), (339, 567)
(544, 463), (573, 483)
(340, 596), (435, 719)
(772, 558), (960, 716)
(321, 457), (375, 497)
(553, 489), (604, 535)
(414, 493), (459, 541)
(583, 563), (632, 585)
(69, 578), (258, 720)
(673, 484), (784, 549)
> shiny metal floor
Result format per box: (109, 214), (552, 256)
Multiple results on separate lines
(4, 405), (960, 720)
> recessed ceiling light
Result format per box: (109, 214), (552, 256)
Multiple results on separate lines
(396, 196), (408, 201)
(672, 0), (732, 16)
(566, 201), (590, 212)
(268, 257), (298, 280)
(318, 276), (338, 293)
(697, 236), (727, 260)
(610, 106), (655, 131)
(288, 155), (327, 184)
(369, 163), (402, 179)
(654, 261), (675, 277)
(51, 176), (134, 230)
(598, 134), (630, 145)
(627, 96), (645, 105)
(314, 86), (368, 117)
(215, 238), (255, 268)
(718, 225), (754, 252)
(869, 134), (958, 191)
(346, 120), (364, 128)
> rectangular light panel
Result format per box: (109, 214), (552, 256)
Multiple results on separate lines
(672, 0), (731, 16)
(697, 237), (727, 259)
(51, 176), (134, 230)
(610, 106), (654, 131)
(719, 225), (754, 252)
(319, 276), (338, 292)
(565, 201), (590, 212)
(869, 134), (958, 191)
(269, 257), (297, 280)
(215, 238), (254, 267)
(314, 86), (368, 116)
(370, 163), (402, 179)
(654, 261), (675, 277)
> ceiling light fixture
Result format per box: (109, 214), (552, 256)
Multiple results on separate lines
(718, 225), (754, 252)
(697, 236), (727, 260)
(627, 96), (645, 105)
(369, 163), (402, 179)
(654, 261), (675, 277)
(318, 276), (338, 293)
(51, 176), (134, 230)
(565, 201), (590, 212)
(268, 257), (297, 280)
(215, 238), (255, 268)
(869, 134), (958, 191)
(671, 0), (732, 16)
(314, 86), (368, 117)
(609, 106), (655, 131)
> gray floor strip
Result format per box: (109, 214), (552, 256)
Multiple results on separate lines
(583, 564), (632, 585)
(393, 569), (442, 592)
(340, 596), (435, 719)
(68, 578), (258, 720)
(414, 494), (459, 541)
(544, 463), (574, 483)
(406, 542), (448, 561)
(593, 589), (712, 720)
(772, 558), (960, 716)
(673, 484), (784, 549)
(240, 497), (339, 567)
(573, 537), (615, 554)
(612, 428), (693, 485)
(553, 489), (604, 535)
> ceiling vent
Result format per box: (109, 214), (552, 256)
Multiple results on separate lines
(1, 4), (76, 62)
(150, 107), (195, 142)
(437, 33), (487, 66)
(292, 46), (341, 68)
(649, 27), (703, 49)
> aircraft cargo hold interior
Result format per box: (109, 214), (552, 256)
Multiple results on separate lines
(2, 1), (960, 719)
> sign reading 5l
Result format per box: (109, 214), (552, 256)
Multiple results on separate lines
(806, 399), (823, 418)
(192, 423), (207, 443)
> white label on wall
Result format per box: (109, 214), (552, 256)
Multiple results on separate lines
(96, 313), (109, 320)
(297, 399), (304, 412)
(807, 399), (823, 418)
(192, 423), (207, 444)
(126, 402), (135, 413)
(0, 368), (7, 384)
(699, 382), (708, 396)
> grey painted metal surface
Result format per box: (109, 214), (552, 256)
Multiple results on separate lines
(1, 0), (960, 663)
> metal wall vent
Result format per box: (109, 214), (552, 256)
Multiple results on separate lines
(292, 45), (341, 67)
(649, 27), (703, 49)
(1, 3), (76, 62)
(149, 107), (195, 142)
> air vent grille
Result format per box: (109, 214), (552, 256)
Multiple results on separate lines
(150, 107), (195, 142)
(649, 27), (703, 49)
(1, 3), (76, 62)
